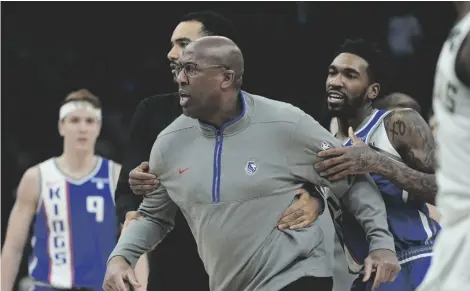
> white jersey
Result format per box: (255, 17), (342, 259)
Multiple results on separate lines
(29, 157), (118, 289)
(327, 109), (439, 276)
(417, 12), (470, 291)
(432, 12), (470, 223)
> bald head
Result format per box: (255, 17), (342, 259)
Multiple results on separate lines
(184, 36), (244, 88)
(373, 92), (421, 114)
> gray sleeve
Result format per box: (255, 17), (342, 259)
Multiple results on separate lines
(340, 174), (396, 253)
(288, 113), (395, 253)
(287, 113), (353, 199)
(107, 185), (178, 267)
(107, 144), (178, 267)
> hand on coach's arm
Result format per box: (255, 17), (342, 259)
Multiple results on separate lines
(278, 187), (323, 230)
(315, 127), (375, 181)
(103, 256), (142, 291)
(129, 162), (159, 195)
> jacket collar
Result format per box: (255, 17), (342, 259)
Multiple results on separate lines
(196, 91), (253, 137)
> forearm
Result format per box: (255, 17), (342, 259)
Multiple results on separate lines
(109, 188), (177, 267)
(373, 154), (437, 204)
(108, 216), (171, 267)
(1, 247), (24, 291)
(342, 174), (395, 253)
(134, 254), (149, 291)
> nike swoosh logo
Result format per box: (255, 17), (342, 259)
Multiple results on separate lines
(178, 168), (189, 174)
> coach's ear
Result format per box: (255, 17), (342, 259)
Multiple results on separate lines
(367, 83), (380, 101)
(220, 70), (235, 90)
(58, 119), (65, 137)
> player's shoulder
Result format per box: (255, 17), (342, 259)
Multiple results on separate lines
(15, 165), (42, 204)
(97, 156), (122, 169)
(19, 161), (47, 191)
(246, 91), (306, 124)
(34, 157), (56, 171)
(383, 108), (423, 125)
(22, 164), (41, 182)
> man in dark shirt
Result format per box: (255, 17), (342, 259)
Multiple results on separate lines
(115, 11), (323, 291)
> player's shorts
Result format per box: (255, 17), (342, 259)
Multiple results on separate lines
(350, 254), (431, 291)
(416, 215), (470, 291)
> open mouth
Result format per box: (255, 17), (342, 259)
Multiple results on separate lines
(179, 90), (191, 107)
(328, 90), (345, 99)
(327, 91), (345, 105)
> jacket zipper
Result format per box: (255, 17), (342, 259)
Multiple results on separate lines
(209, 92), (246, 203)
(211, 126), (228, 203)
(212, 129), (221, 203)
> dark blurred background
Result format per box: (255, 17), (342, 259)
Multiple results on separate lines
(1, 0), (455, 255)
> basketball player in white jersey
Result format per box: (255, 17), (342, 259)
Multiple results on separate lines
(327, 91), (435, 291)
(372, 93), (441, 223)
(316, 39), (439, 291)
(417, 3), (470, 291)
(1, 90), (121, 291)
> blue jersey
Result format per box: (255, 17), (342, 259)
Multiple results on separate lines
(328, 110), (440, 273)
(29, 157), (118, 290)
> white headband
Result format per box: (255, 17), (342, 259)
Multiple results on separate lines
(59, 101), (102, 120)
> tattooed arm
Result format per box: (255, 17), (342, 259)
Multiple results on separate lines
(376, 109), (437, 204)
(315, 109), (437, 205)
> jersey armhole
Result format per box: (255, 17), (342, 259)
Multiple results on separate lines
(367, 110), (404, 163)
(35, 166), (43, 213)
(108, 160), (116, 203)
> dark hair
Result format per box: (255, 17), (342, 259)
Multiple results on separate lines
(179, 11), (238, 43)
(335, 38), (391, 98)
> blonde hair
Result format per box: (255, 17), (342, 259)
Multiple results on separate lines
(62, 89), (102, 109)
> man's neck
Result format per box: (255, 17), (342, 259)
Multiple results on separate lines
(205, 90), (242, 128)
(58, 149), (96, 177)
(336, 103), (375, 138)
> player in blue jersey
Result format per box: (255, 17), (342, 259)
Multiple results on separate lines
(315, 39), (440, 291)
(1, 89), (122, 291)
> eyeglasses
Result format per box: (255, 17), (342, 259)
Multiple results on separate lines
(175, 62), (229, 77)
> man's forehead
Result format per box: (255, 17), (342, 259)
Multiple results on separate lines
(330, 53), (369, 72)
(171, 21), (204, 43)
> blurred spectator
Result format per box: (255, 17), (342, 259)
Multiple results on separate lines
(388, 14), (423, 58)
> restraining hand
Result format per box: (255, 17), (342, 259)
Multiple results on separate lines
(278, 188), (322, 230)
(129, 162), (159, 195)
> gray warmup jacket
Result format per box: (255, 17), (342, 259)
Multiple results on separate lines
(109, 92), (394, 291)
